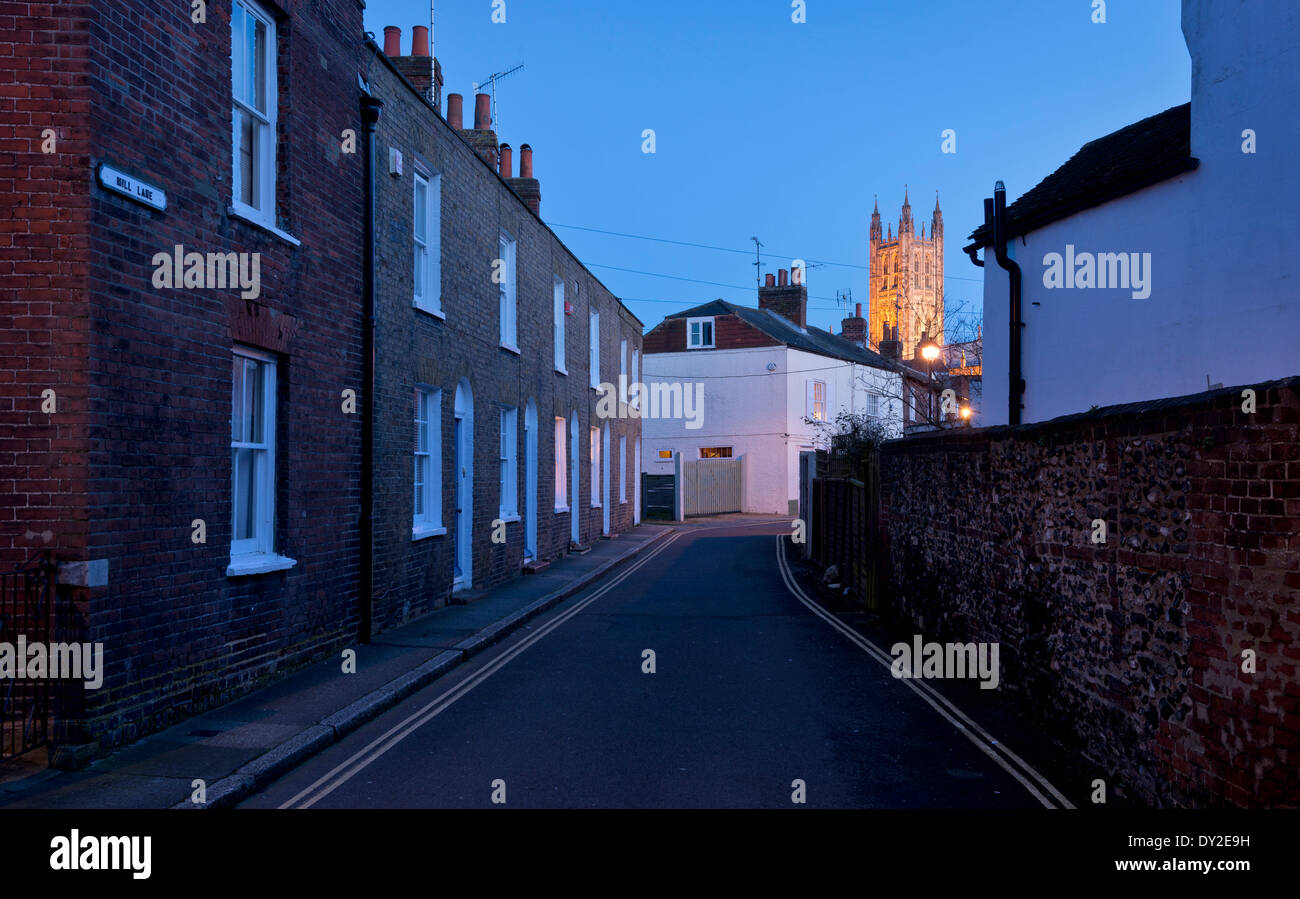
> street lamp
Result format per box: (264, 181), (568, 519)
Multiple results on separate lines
(918, 337), (940, 424)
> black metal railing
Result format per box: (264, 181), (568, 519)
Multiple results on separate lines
(0, 551), (55, 760)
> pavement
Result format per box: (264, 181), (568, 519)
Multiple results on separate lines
(0, 523), (673, 809)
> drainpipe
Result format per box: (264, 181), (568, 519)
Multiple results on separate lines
(965, 198), (991, 268)
(360, 93), (384, 643)
(991, 181), (1023, 426)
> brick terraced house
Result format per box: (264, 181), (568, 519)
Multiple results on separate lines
(0, 1), (642, 763)
(363, 29), (643, 627)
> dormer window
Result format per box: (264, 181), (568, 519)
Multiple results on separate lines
(687, 316), (715, 349)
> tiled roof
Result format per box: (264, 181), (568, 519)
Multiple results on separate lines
(664, 300), (896, 371)
(966, 103), (1196, 249)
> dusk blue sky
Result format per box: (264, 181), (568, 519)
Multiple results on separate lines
(362, 0), (1191, 337)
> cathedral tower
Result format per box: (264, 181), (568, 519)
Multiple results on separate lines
(868, 189), (944, 355)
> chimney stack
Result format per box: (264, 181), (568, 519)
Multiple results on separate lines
(460, 93), (498, 168)
(879, 323), (902, 361)
(758, 269), (807, 328)
(382, 25), (443, 108)
(839, 301), (866, 346)
(507, 143), (541, 215)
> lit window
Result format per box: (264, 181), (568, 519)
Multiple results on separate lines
(414, 170), (441, 314)
(698, 447), (732, 459)
(499, 407), (518, 518)
(808, 380), (827, 421)
(231, 347), (278, 562)
(656, 449), (673, 460)
(499, 229), (517, 349)
(554, 417), (568, 511)
(687, 317), (714, 349)
(231, 0), (278, 226)
(414, 387), (443, 535)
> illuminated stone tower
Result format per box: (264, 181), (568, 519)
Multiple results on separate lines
(868, 189), (944, 354)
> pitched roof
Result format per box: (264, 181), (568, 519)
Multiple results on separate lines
(966, 103), (1197, 249)
(663, 300), (896, 371)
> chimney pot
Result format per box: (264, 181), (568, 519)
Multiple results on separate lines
(765, 273), (776, 287)
(446, 93), (463, 129)
(411, 25), (430, 57)
(778, 269), (788, 287)
(474, 93), (492, 130)
(499, 143), (513, 178)
(855, 302), (862, 318)
(383, 26), (401, 57)
(519, 144), (533, 178)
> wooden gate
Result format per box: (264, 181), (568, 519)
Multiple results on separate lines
(682, 457), (742, 517)
(642, 474), (676, 520)
(810, 454), (881, 611)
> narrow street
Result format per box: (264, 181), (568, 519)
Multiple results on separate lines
(243, 521), (1069, 810)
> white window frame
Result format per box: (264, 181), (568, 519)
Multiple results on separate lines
(808, 379), (827, 422)
(686, 316), (715, 349)
(590, 426), (602, 507)
(553, 276), (567, 374)
(619, 435), (627, 504)
(413, 169), (442, 316)
(413, 387), (445, 539)
(229, 346), (295, 575)
(499, 229), (518, 352)
(499, 406), (519, 520)
(230, 0), (278, 228)
(589, 309), (600, 389)
(620, 339), (628, 382)
(554, 416), (568, 512)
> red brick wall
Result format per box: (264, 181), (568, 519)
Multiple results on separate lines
(878, 377), (1300, 807)
(642, 313), (778, 355)
(61, 0), (365, 751)
(0, 1), (93, 569)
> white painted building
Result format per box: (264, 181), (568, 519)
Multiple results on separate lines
(640, 274), (902, 515)
(967, 0), (1300, 426)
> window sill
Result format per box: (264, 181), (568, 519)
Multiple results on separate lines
(591, 502), (602, 509)
(412, 524), (448, 541)
(554, 505), (570, 514)
(415, 302), (446, 320)
(498, 513), (521, 523)
(555, 367), (567, 376)
(227, 206), (302, 247)
(227, 553), (298, 577)
(687, 345), (715, 350)
(500, 343), (521, 355)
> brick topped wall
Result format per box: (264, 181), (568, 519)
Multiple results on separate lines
(879, 377), (1300, 807)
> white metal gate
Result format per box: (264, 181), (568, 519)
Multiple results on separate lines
(682, 457), (743, 517)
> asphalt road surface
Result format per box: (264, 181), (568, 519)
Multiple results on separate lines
(242, 520), (1072, 809)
